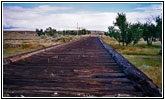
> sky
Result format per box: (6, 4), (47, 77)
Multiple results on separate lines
(3, 2), (162, 31)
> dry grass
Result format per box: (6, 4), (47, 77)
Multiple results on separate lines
(3, 35), (89, 58)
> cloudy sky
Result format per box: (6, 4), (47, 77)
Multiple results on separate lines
(3, 2), (162, 31)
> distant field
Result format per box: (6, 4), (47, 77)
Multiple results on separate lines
(3, 31), (89, 57)
(3, 31), (38, 39)
(3, 31), (162, 91)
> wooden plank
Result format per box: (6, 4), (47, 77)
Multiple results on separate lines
(3, 84), (136, 91)
(5, 89), (143, 97)
(92, 73), (126, 78)
(3, 37), (160, 97)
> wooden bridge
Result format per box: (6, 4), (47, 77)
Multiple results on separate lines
(3, 37), (161, 97)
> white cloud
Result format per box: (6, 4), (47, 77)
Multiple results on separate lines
(4, 5), (73, 13)
(3, 5), (162, 31)
(136, 4), (162, 12)
(126, 11), (161, 24)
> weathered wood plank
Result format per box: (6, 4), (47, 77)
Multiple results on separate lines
(3, 37), (161, 97)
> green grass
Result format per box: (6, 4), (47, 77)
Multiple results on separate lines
(3, 44), (43, 58)
(111, 44), (161, 56)
(101, 37), (162, 91)
(123, 55), (162, 90)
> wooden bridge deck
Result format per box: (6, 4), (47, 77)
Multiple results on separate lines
(3, 37), (161, 97)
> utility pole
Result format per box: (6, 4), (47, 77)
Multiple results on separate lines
(77, 22), (78, 35)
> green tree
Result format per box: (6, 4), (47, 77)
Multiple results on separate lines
(155, 15), (162, 55)
(62, 30), (66, 35)
(141, 15), (162, 46)
(125, 25), (133, 46)
(78, 29), (89, 35)
(155, 16), (162, 43)
(87, 30), (91, 34)
(107, 26), (116, 37)
(52, 29), (57, 37)
(142, 23), (157, 46)
(114, 13), (128, 46)
(80, 29), (86, 35)
(106, 26), (122, 45)
(66, 30), (70, 35)
(36, 28), (44, 36)
(128, 23), (143, 45)
(107, 14), (143, 46)
(45, 27), (57, 37)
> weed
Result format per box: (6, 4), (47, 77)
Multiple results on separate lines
(3, 88), (10, 97)
(21, 44), (33, 49)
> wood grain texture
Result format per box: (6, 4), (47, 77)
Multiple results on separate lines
(3, 37), (161, 97)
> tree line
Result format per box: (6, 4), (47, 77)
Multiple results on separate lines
(105, 13), (162, 46)
(36, 27), (91, 38)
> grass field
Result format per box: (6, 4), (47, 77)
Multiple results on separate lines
(3, 34), (162, 91)
(3, 44), (43, 58)
(3, 34), (89, 58)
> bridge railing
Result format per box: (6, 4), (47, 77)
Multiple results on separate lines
(99, 37), (162, 97)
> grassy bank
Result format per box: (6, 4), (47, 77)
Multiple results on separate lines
(101, 36), (162, 91)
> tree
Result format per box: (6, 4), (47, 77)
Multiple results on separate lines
(62, 30), (66, 35)
(141, 15), (162, 46)
(69, 31), (77, 35)
(106, 26), (122, 45)
(114, 13), (128, 46)
(44, 27), (57, 37)
(155, 16), (162, 43)
(129, 23), (143, 45)
(78, 29), (90, 35)
(36, 28), (44, 36)
(51, 29), (57, 37)
(155, 15), (162, 55)
(125, 25), (133, 46)
(107, 13), (162, 46)
(142, 23), (157, 46)
(107, 14), (143, 46)
(107, 26), (116, 37)
(87, 30), (91, 34)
